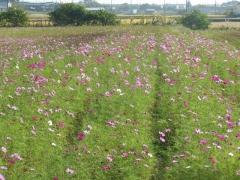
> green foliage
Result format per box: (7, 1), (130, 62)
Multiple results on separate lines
(49, 3), (86, 26)
(0, 7), (28, 27)
(0, 26), (239, 179)
(93, 10), (119, 26)
(49, 3), (118, 26)
(0, 13), (8, 26)
(181, 10), (210, 30)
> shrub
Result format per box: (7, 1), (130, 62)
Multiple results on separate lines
(49, 4), (118, 26)
(49, 3), (86, 26)
(85, 11), (100, 25)
(0, 7), (28, 27)
(93, 10), (118, 26)
(181, 10), (210, 30)
(0, 13), (7, 26)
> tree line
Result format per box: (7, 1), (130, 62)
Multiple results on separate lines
(0, 4), (211, 30)
(0, 4), (118, 27)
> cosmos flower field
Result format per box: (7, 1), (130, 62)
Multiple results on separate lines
(0, 26), (240, 179)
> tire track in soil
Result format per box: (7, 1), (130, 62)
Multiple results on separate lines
(151, 54), (178, 180)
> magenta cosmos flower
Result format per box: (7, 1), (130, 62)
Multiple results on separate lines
(199, 139), (208, 145)
(77, 132), (85, 141)
(0, 174), (5, 180)
(28, 61), (46, 69)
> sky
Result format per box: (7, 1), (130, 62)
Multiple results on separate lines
(19, 0), (235, 5)
(96, 0), (231, 5)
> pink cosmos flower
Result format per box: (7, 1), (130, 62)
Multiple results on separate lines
(165, 78), (176, 86)
(10, 153), (23, 161)
(192, 56), (201, 63)
(199, 71), (207, 79)
(104, 91), (112, 97)
(57, 121), (65, 129)
(124, 80), (129, 86)
(121, 152), (129, 158)
(0, 174), (5, 180)
(37, 61), (46, 69)
(101, 165), (111, 171)
(96, 57), (105, 64)
(217, 134), (225, 141)
(135, 77), (143, 88)
(223, 80), (230, 85)
(8, 153), (23, 165)
(184, 101), (189, 108)
(32, 75), (48, 86)
(106, 155), (113, 162)
(76, 44), (92, 56)
(152, 60), (158, 65)
(77, 132), (85, 141)
(195, 128), (202, 134)
(159, 131), (166, 142)
(226, 120), (234, 129)
(160, 43), (171, 53)
(22, 49), (34, 59)
(211, 75), (223, 83)
(15, 87), (23, 96)
(106, 120), (116, 128)
(209, 156), (217, 165)
(236, 132), (240, 140)
(199, 139), (208, 145)
(28, 61), (46, 69)
(225, 113), (232, 121)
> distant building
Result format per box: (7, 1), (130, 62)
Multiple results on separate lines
(145, 9), (156, 14)
(86, 7), (105, 11)
(221, 1), (240, 15)
(0, 0), (11, 12)
(165, 4), (186, 10)
(84, 0), (93, 4)
(18, 2), (56, 12)
(132, 9), (137, 14)
(176, 4), (186, 10)
(221, 1), (240, 8)
(233, 3), (240, 15)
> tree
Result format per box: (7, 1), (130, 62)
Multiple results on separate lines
(0, 7), (28, 27)
(49, 3), (86, 26)
(93, 10), (118, 26)
(181, 10), (210, 30)
(49, 4), (118, 26)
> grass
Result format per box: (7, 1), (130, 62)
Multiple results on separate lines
(0, 26), (239, 179)
(210, 22), (240, 30)
(156, 31), (240, 180)
(201, 29), (240, 47)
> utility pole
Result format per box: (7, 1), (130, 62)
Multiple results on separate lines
(130, 0), (132, 14)
(214, 0), (217, 15)
(111, 0), (113, 12)
(186, 0), (188, 13)
(163, 0), (166, 24)
(163, 0), (166, 16)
